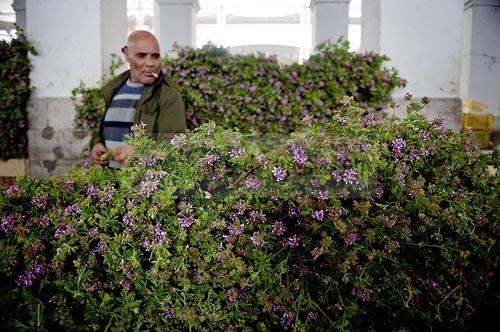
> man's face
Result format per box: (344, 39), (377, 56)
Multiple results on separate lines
(124, 35), (161, 85)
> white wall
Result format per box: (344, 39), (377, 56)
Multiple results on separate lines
(26, 0), (102, 98)
(379, 0), (464, 98)
(460, 1), (500, 115)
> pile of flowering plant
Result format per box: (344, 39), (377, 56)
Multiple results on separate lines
(0, 32), (36, 160)
(74, 41), (405, 136)
(1, 98), (498, 330)
(163, 40), (405, 134)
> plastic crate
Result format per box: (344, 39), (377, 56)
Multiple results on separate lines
(461, 113), (494, 130)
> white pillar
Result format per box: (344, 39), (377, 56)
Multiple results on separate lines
(12, 0), (26, 31)
(310, 0), (350, 48)
(360, 0), (380, 52)
(460, 0), (500, 127)
(101, 0), (128, 78)
(378, 0), (464, 129)
(24, 0), (111, 177)
(154, 0), (200, 55)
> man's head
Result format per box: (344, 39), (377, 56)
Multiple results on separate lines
(122, 30), (161, 85)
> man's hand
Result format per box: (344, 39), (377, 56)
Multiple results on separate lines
(90, 143), (109, 165)
(112, 144), (134, 165)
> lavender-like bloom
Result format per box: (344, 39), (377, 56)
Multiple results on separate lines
(54, 224), (76, 238)
(179, 217), (195, 229)
(138, 180), (160, 198)
(331, 170), (342, 182)
(408, 148), (420, 162)
(352, 288), (370, 302)
(343, 168), (358, 185)
(31, 192), (49, 209)
(123, 214), (136, 226)
(284, 234), (300, 248)
(197, 154), (220, 168)
(272, 166), (287, 182)
(280, 311), (294, 331)
(245, 177), (261, 190)
(64, 204), (81, 216)
(145, 170), (167, 181)
(229, 148), (245, 158)
(5, 184), (19, 197)
(63, 179), (74, 191)
(391, 137), (407, 158)
(272, 220), (287, 237)
(338, 116), (348, 126)
(344, 231), (360, 245)
(315, 190), (329, 201)
(139, 155), (157, 167)
(311, 210), (324, 221)
(290, 144), (308, 166)
(39, 216), (50, 227)
(228, 223), (245, 236)
(81, 159), (90, 168)
(99, 186), (114, 203)
(170, 133), (188, 148)
(250, 231), (265, 247)
(86, 186), (100, 200)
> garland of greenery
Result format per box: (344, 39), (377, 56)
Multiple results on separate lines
(0, 32), (36, 160)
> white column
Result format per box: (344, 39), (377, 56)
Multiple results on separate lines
(25, 0), (104, 177)
(154, 0), (200, 55)
(360, 0), (380, 52)
(378, 0), (464, 129)
(460, 0), (500, 124)
(310, 0), (350, 48)
(12, 0), (26, 31)
(101, 0), (128, 79)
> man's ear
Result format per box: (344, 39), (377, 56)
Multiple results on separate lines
(121, 46), (128, 56)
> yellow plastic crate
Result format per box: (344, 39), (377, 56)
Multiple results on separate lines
(461, 113), (494, 130)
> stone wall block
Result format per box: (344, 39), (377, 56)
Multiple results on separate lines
(27, 98), (48, 130)
(45, 97), (77, 129)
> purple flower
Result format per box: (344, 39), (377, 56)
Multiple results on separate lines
(145, 170), (167, 181)
(86, 186), (100, 199)
(5, 184), (19, 197)
(229, 148), (245, 158)
(344, 231), (360, 245)
(315, 190), (329, 201)
(123, 214), (136, 226)
(280, 311), (294, 330)
(391, 137), (406, 158)
(338, 116), (348, 126)
(290, 144), (308, 166)
(245, 177), (261, 190)
(352, 288), (370, 302)
(284, 234), (300, 248)
(31, 192), (49, 209)
(272, 166), (287, 182)
(99, 187), (114, 203)
(64, 204), (81, 216)
(272, 221), (287, 237)
(311, 210), (324, 221)
(64, 179), (74, 191)
(54, 224), (76, 238)
(138, 180), (160, 198)
(170, 133), (187, 148)
(331, 170), (342, 182)
(250, 231), (265, 247)
(197, 154), (220, 168)
(179, 217), (195, 229)
(38, 216), (50, 227)
(81, 159), (90, 168)
(139, 155), (157, 167)
(343, 168), (358, 185)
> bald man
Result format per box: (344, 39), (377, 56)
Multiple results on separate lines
(90, 30), (186, 168)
